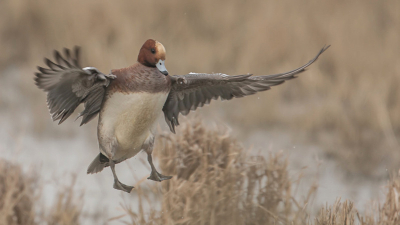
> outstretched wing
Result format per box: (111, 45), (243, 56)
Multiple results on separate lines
(163, 45), (330, 133)
(34, 47), (116, 125)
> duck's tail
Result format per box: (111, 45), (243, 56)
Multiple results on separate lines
(87, 153), (109, 174)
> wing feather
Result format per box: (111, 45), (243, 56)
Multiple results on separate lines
(163, 45), (330, 133)
(34, 47), (116, 125)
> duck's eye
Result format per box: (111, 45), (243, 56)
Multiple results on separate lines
(151, 48), (156, 54)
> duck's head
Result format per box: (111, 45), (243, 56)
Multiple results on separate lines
(137, 39), (168, 76)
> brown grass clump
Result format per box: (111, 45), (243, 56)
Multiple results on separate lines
(315, 199), (356, 225)
(378, 176), (400, 224)
(46, 175), (83, 225)
(2, 121), (400, 224)
(0, 159), (83, 225)
(122, 120), (316, 225)
(314, 174), (400, 225)
(120, 120), (400, 225)
(0, 159), (37, 225)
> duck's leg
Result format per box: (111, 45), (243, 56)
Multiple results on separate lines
(147, 153), (173, 181)
(109, 160), (134, 193)
(101, 136), (133, 192)
(144, 135), (172, 182)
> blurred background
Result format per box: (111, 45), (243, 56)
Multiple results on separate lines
(1, 0), (400, 224)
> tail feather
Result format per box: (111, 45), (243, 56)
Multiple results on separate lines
(87, 153), (109, 174)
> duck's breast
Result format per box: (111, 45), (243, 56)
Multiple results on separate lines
(98, 91), (168, 160)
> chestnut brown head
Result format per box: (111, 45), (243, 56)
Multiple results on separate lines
(137, 39), (168, 75)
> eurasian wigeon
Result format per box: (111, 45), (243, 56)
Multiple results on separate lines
(34, 39), (330, 193)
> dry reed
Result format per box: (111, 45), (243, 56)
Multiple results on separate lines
(1, 121), (400, 224)
(120, 120), (400, 225)
(122, 120), (317, 225)
(0, 159), (37, 225)
(0, 159), (83, 225)
(314, 174), (400, 225)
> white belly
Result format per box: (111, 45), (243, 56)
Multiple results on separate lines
(98, 91), (168, 161)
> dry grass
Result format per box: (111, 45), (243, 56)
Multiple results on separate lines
(1, 121), (400, 224)
(0, 159), (83, 225)
(46, 175), (83, 225)
(313, 174), (400, 225)
(0, 159), (37, 225)
(122, 120), (317, 225)
(119, 120), (400, 225)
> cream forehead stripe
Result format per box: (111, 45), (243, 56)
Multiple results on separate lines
(155, 41), (166, 54)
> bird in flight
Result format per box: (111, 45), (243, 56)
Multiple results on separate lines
(34, 39), (329, 193)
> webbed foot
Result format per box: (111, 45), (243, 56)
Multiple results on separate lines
(113, 179), (134, 193)
(147, 170), (173, 182)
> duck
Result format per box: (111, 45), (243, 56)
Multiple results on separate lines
(34, 39), (329, 193)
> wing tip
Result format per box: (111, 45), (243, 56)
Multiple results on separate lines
(168, 121), (176, 134)
(319, 44), (331, 56)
